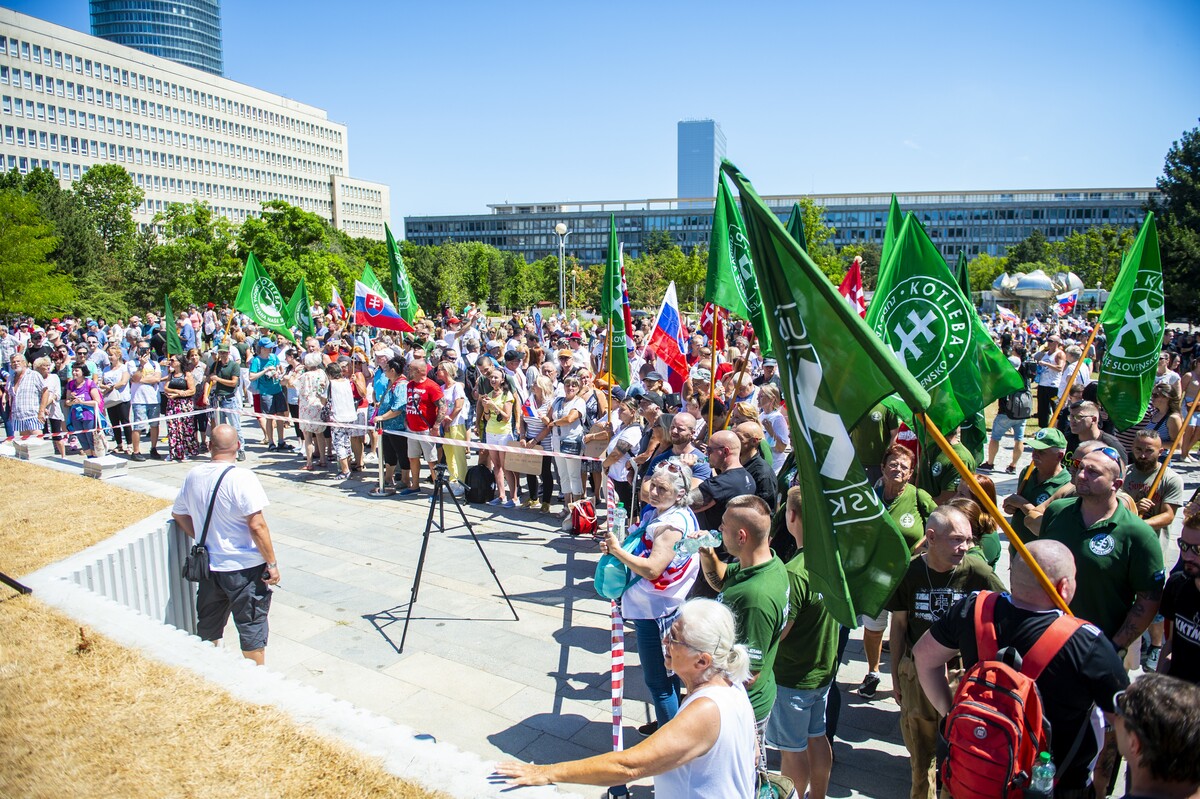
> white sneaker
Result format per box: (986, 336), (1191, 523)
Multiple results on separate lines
(449, 483), (465, 498)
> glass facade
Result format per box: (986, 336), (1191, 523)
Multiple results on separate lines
(677, 119), (725, 208)
(404, 189), (1154, 266)
(90, 0), (223, 76)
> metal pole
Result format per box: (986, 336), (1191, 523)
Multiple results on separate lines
(558, 236), (566, 310)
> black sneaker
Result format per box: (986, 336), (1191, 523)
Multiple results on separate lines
(859, 672), (881, 699)
(637, 721), (659, 736)
(236, 450), (246, 462)
(149, 450), (162, 460)
(129, 453), (146, 462)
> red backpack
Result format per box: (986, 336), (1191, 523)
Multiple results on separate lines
(569, 499), (597, 537)
(941, 591), (1084, 799)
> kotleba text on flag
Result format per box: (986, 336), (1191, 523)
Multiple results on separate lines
(385, 223), (420, 323)
(353, 280), (414, 332)
(707, 172), (773, 356)
(233, 252), (296, 342)
(601, 214), (632, 388)
(647, 282), (689, 393)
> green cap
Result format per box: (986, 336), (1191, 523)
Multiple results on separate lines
(1028, 427), (1067, 451)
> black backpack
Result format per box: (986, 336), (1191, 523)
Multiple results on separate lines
(464, 463), (495, 503)
(1001, 387), (1033, 420)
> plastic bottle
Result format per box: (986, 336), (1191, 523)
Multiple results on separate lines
(611, 503), (628, 539)
(676, 530), (722, 555)
(1030, 751), (1055, 795)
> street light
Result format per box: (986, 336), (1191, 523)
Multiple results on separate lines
(555, 222), (570, 310)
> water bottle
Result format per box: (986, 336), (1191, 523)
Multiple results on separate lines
(676, 530), (722, 555)
(611, 503), (627, 539)
(1029, 751), (1055, 795)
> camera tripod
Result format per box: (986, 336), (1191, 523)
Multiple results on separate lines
(396, 463), (519, 654)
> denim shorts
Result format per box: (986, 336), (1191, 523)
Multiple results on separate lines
(990, 413), (1027, 442)
(259, 391), (286, 416)
(131, 402), (158, 434)
(197, 563), (272, 651)
(764, 683), (831, 751)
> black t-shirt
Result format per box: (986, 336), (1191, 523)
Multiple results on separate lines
(930, 593), (1129, 789)
(24, 343), (53, 363)
(1161, 572), (1200, 685)
(696, 467), (756, 530)
(742, 453), (778, 513)
(208, 359), (240, 397)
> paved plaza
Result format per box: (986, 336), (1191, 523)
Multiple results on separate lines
(10, 427), (1190, 797)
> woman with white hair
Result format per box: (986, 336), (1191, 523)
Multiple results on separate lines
(296, 351), (328, 470)
(600, 458), (700, 734)
(496, 597), (757, 797)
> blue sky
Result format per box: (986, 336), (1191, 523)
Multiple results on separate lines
(11, 0), (1200, 227)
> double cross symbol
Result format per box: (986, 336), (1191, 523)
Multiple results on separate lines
(366, 294), (384, 313)
(1109, 299), (1160, 358)
(894, 310), (937, 364)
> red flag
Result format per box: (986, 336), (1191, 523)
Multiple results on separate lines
(329, 285), (347, 320)
(838, 256), (867, 318)
(699, 302), (728, 352)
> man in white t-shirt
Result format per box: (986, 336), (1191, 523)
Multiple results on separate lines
(171, 424), (279, 665)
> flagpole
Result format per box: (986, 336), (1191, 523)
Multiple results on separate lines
(606, 315), (615, 415)
(1144, 390), (1200, 509)
(1020, 321), (1102, 484)
(707, 313), (720, 435)
(919, 413), (1072, 615)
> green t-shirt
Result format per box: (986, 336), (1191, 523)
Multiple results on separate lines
(773, 551), (840, 690)
(1010, 467), (1072, 540)
(1039, 498), (1166, 639)
(850, 402), (898, 468)
(886, 555), (1006, 649)
(967, 532), (1003, 569)
(719, 554), (789, 721)
(883, 483), (937, 552)
(208, 359), (240, 398)
(921, 442), (976, 497)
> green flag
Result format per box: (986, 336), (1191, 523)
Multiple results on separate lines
(867, 213), (1023, 434)
(385, 223), (420, 324)
(951, 250), (986, 461)
(601, 215), (632, 388)
(723, 160), (931, 626)
(706, 173), (773, 355)
(233, 253), (296, 342)
(785, 202), (809, 252)
(1097, 212), (1164, 431)
(361, 261), (387, 297)
(284, 278), (314, 341)
(953, 250), (971, 298)
(163, 294), (184, 356)
(881, 194), (903, 267)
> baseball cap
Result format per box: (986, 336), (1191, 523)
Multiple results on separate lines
(217, 342), (231, 352)
(645, 370), (666, 383)
(691, 367), (712, 382)
(1027, 428), (1067, 450)
(763, 358), (778, 367)
(638, 391), (665, 410)
(257, 336), (274, 348)
(569, 331), (582, 340)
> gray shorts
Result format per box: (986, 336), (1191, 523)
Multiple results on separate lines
(131, 402), (158, 434)
(407, 434), (437, 462)
(765, 684), (831, 751)
(197, 564), (272, 651)
(259, 392), (286, 416)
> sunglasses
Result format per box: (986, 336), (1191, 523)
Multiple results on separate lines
(1070, 446), (1122, 470)
(1179, 541), (1200, 556)
(662, 630), (699, 651)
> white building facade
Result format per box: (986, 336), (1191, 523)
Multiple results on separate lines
(0, 8), (390, 240)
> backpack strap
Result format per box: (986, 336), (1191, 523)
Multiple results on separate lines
(1019, 614), (1085, 680)
(973, 590), (1001, 661)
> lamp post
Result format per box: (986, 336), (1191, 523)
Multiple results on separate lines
(555, 222), (569, 311)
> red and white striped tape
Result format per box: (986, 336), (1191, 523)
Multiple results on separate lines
(610, 599), (625, 755)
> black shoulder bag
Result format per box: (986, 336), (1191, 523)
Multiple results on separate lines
(181, 465), (236, 582)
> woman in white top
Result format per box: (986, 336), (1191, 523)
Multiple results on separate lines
(100, 346), (132, 454)
(496, 597), (757, 799)
(33, 356), (66, 456)
(601, 397), (643, 511)
(601, 460), (699, 732)
(520, 375), (557, 512)
(757, 384), (791, 473)
(1034, 334), (1066, 427)
(296, 352), (329, 471)
(548, 375), (586, 516)
(435, 361), (469, 492)
(324, 360), (358, 480)
(1057, 344), (1091, 397)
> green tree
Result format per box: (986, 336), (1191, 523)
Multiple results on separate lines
(967, 252), (1009, 293)
(791, 198), (841, 282)
(143, 201), (242, 309)
(1048, 225), (1135, 290)
(1004, 229), (1051, 269)
(1150, 121), (1200, 320)
(74, 163), (144, 255)
(0, 189), (75, 315)
(644, 229), (675, 256)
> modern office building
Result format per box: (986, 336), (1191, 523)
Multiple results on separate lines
(0, 9), (389, 240)
(404, 188), (1155, 267)
(677, 119), (725, 208)
(90, 0), (223, 76)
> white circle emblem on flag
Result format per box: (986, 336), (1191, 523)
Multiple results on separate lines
(251, 277), (286, 328)
(872, 275), (973, 391)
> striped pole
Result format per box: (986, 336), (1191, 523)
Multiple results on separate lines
(605, 474), (628, 798)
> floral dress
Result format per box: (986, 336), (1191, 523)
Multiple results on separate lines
(297, 368), (329, 434)
(166, 375), (199, 461)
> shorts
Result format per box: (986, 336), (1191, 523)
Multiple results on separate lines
(381, 431), (406, 467)
(355, 408), (368, 431)
(131, 402), (158, 434)
(990, 413), (1027, 442)
(1189, 406), (1200, 427)
(197, 563), (273, 651)
(259, 392), (286, 416)
(860, 608), (889, 633)
(486, 431), (515, 447)
(407, 434), (437, 462)
(765, 683), (831, 751)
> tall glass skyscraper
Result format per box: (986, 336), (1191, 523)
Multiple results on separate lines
(677, 119), (726, 207)
(90, 0), (223, 76)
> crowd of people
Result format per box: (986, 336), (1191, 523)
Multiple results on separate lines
(4, 301), (1200, 799)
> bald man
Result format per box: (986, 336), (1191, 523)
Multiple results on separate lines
(172, 424), (280, 665)
(914, 540), (1129, 795)
(692, 429), (755, 531)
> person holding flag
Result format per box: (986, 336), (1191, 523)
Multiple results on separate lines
(599, 214), (631, 391)
(646, 282), (689, 397)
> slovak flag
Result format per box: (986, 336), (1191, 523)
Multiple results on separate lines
(1055, 289), (1079, 317)
(647, 281), (689, 393)
(329, 286), (347, 320)
(838, 256), (867, 318)
(996, 305), (1021, 325)
(699, 302), (728, 352)
(353, 280), (414, 332)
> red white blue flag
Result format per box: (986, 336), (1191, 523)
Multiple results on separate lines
(353, 280), (414, 332)
(329, 285), (347, 320)
(647, 281), (688, 393)
(996, 304), (1021, 325)
(1055, 289), (1079, 317)
(838, 256), (868, 318)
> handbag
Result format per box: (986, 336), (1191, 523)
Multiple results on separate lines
(756, 770), (797, 799)
(181, 466), (236, 582)
(593, 525), (648, 600)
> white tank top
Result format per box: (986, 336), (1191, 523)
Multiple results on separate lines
(653, 682), (757, 799)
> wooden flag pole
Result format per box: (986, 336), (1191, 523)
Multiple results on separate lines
(606, 315), (615, 415)
(919, 412), (1072, 615)
(1144, 389), (1200, 508)
(1020, 321), (1102, 484)
(707, 313), (720, 436)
